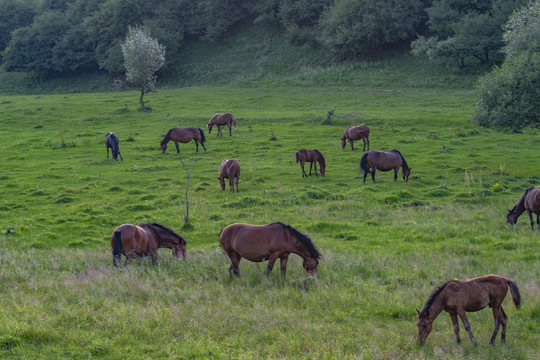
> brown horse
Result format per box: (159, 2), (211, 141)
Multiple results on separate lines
(111, 222), (187, 266)
(208, 113), (237, 137)
(506, 186), (540, 230)
(417, 275), (521, 345)
(295, 149), (325, 178)
(105, 132), (123, 161)
(218, 159), (241, 192)
(219, 222), (321, 277)
(341, 125), (370, 151)
(360, 149), (410, 183)
(161, 127), (206, 154)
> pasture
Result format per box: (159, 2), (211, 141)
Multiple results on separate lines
(0, 87), (538, 359)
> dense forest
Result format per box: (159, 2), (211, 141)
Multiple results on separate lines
(0, 0), (529, 76)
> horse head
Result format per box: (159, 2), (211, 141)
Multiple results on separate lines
(340, 137), (346, 149)
(207, 123), (213, 134)
(160, 142), (167, 154)
(403, 167), (411, 182)
(217, 176), (226, 190)
(303, 256), (319, 278)
(416, 309), (433, 344)
(506, 209), (518, 224)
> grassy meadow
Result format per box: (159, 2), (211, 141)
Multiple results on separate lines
(0, 86), (539, 359)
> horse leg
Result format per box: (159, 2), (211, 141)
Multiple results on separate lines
(229, 178), (234, 192)
(195, 141), (199, 153)
(458, 311), (477, 345)
(309, 162), (313, 176)
(217, 125), (222, 137)
(527, 210), (534, 230)
(118, 150), (123, 161)
(226, 250), (241, 277)
(362, 137), (367, 152)
(266, 254), (279, 275)
(314, 162), (318, 177)
(150, 250), (158, 265)
(228, 124), (232, 136)
(450, 313), (462, 343)
(489, 306), (502, 345)
(301, 162), (307, 178)
(366, 136), (369, 151)
(394, 167), (399, 181)
(371, 168), (376, 183)
(500, 307), (508, 344)
(107, 147), (110, 159)
(349, 139), (354, 151)
(235, 175), (239, 193)
(280, 256), (289, 276)
(175, 141), (180, 154)
(201, 140), (206, 151)
(537, 214), (540, 230)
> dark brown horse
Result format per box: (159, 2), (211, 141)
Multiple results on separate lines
(341, 124), (370, 151)
(506, 186), (540, 230)
(218, 159), (241, 192)
(161, 127), (206, 154)
(417, 275), (521, 345)
(105, 132), (123, 161)
(360, 149), (410, 183)
(219, 222), (321, 277)
(295, 149), (325, 178)
(208, 113), (237, 137)
(111, 222), (187, 266)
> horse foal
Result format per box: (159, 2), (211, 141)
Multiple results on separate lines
(218, 159), (240, 192)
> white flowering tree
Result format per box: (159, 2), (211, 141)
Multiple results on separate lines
(121, 26), (166, 108)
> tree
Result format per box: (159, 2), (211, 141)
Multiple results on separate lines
(121, 26), (165, 107)
(411, 0), (529, 67)
(473, 0), (540, 131)
(318, 0), (424, 59)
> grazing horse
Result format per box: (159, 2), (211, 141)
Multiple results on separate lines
(105, 132), (123, 161)
(417, 275), (521, 345)
(219, 222), (321, 277)
(161, 127), (206, 154)
(341, 125), (370, 151)
(506, 186), (540, 230)
(360, 149), (411, 183)
(295, 149), (325, 178)
(111, 222), (187, 266)
(218, 159), (241, 192)
(208, 113), (237, 137)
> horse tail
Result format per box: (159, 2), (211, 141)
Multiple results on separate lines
(506, 279), (521, 310)
(360, 152), (370, 173)
(231, 114), (237, 128)
(296, 151), (300, 163)
(112, 230), (123, 266)
(198, 128), (206, 143)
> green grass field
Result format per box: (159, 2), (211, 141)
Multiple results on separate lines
(0, 86), (539, 359)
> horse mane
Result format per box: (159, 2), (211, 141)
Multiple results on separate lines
(391, 149), (409, 169)
(142, 222), (186, 244)
(314, 150), (325, 167)
(271, 222), (321, 258)
(510, 186), (536, 212)
(161, 129), (172, 145)
(419, 280), (450, 318)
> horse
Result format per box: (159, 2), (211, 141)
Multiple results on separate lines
(360, 149), (411, 183)
(161, 127), (206, 154)
(506, 186), (540, 230)
(218, 159), (241, 192)
(219, 222), (321, 277)
(208, 113), (237, 137)
(110, 222), (187, 266)
(341, 125), (370, 151)
(105, 132), (123, 161)
(416, 275), (521, 345)
(295, 149), (325, 178)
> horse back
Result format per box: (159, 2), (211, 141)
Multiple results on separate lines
(347, 125), (369, 139)
(444, 275), (509, 311)
(171, 127), (199, 143)
(220, 159), (240, 178)
(221, 223), (290, 261)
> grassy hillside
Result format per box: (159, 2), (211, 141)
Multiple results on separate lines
(0, 86), (538, 359)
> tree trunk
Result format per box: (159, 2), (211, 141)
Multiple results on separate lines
(139, 88), (145, 107)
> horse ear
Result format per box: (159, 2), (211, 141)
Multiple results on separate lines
(507, 209), (511, 213)
(416, 308), (420, 316)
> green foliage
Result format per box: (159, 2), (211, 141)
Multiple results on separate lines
(319, 0), (424, 59)
(411, 0), (528, 67)
(0, 0), (36, 52)
(473, 1), (540, 131)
